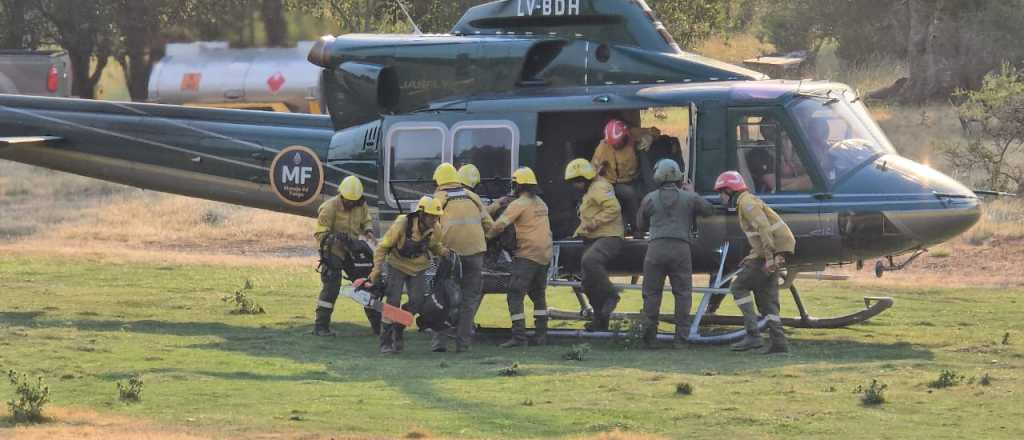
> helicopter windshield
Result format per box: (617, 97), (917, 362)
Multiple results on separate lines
(789, 90), (895, 183)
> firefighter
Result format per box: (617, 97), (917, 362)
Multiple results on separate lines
(636, 159), (714, 347)
(433, 162), (494, 352)
(591, 118), (659, 235)
(714, 171), (796, 354)
(368, 196), (447, 354)
(565, 158), (624, 331)
(312, 176), (376, 337)
(487, 167), (553, 347)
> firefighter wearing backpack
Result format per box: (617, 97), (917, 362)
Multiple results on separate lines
(487, 167), (553, 347)
(312, 176), (377, 337)
(368, 196), (447, 354)
(433, 162), (494, 352)
(714, 171), (796, 354)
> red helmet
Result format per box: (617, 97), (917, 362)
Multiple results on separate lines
(604, 119), (629, 146)
(714, 171), (749, 192)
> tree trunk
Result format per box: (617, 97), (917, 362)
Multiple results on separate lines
(67, 49), (105, 99)
(0, 0), (27, 48)
(900, 0), (961, 103)
(261, 0), (287, 47)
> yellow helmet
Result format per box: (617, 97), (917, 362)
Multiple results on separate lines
(416, 196), (443, 216)
(512, 167), (538, 185)
(339, 175), (364, 201)
(458, 164), (481, 188)
(433, 163), (461, 186)
(564, 158), (597, 181)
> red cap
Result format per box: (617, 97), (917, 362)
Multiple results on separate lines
(603, 119), (628, 146)
(714, 171), (748, 192)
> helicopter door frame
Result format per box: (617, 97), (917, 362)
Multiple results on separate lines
(382, 120), (449, 210)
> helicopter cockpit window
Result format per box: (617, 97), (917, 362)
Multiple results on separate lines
(387, 124), (445, 203)
(789, 91), (895, 183)
(733, 115), (813, 194)
(452, 122), (517, 199)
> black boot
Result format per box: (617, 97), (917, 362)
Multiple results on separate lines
(500, 319), (527, 348)
(379, 324), (396, 354)
(532, 316), (548, 346)
(364, 308), (382, 335)
(393, 325), (405, 353)
(312, 307), (336, 337)
(730, 300), (763, 351)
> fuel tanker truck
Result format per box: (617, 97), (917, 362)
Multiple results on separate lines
(147, 41), (324, 113)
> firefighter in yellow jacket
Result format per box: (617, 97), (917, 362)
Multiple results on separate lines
(565, 158), (624, 332)
(313, 176), (375, 337)
(433, 162), (494, 352)
(714, 171), (797, 354)
(487, 167), (553, 347)
(368, 196), (447, 354)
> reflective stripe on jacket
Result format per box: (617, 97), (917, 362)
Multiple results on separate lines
(433, 184), (494, 256)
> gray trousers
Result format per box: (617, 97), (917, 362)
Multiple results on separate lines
(641, 238), (694, 340)
(613, 182), (640, 233)
(507, 258), (550, 340)
(382, 263), (427, 315)
(581, 237), (624, 313)
(730, 258), (784, 339)
(455, 253), (485, 348)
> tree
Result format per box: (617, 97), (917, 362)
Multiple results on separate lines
(646, 0), (730, 50)
(262, 0), (288, 46)
(110, 0), (183, 101)
(34, 0), (115, 99)
(0, 0), (48, 49)
(943, 65), (1024, 194)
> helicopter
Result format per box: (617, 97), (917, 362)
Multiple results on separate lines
(0, 0), (982, 343)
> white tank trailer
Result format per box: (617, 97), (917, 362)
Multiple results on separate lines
(148, 41), (324, 113)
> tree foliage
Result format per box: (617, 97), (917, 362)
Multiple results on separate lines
(943, 65), (1024, 194)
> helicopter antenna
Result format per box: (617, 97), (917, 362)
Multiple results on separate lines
(395, 0), (422, 35)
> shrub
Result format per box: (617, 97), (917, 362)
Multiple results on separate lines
(222, 279), (265, 314)
(676, 382), (694, 396)
(7, 370), (50, 423)
(563, 343), (592, 361)
(854, 379), (888, 406)
(117, 373), (144, 402)
(928, 370), (966, 389)
(979, 373), (993, 386)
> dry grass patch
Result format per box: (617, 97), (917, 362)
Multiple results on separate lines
(694, 33), (774, 64)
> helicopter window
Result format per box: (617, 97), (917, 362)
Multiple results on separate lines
(386, 123), (446, 203)
(451, 121), (518, 199)
(733, 115), (813, 194)
(789, 93), (895, 184)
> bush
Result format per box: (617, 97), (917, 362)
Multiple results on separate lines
(117, 373), (144, 402)
(222, 279), (265, 315)
(675, 382), (694, 396)
(7, 370), (50, 423)
(928, 370), (966, 389)
(944, 65), (1024, 194)
(979, 373), (993, 386)
(563, 343), (592, 361)
(854, 379), (888, 406)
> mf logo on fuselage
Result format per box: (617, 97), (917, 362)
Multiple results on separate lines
(269, 145), (324, 207)
(517, 0), (581, 16)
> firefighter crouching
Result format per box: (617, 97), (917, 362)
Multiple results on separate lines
(486, 167), (553, 347)
(591, 119), (659, 235)
(313, 176), (377, 337)
(368, 196), (447, 354)
(636, 160), (714, 347)
(565, 158), (624, 332)
(714, 171), (796, 354)
(433, 162), (494, 352)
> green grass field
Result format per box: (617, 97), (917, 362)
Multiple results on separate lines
(1, 255), (1022, 439)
